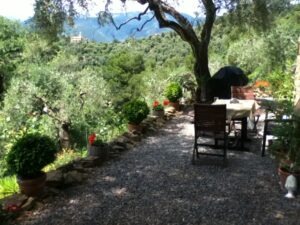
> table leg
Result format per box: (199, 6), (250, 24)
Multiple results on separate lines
(241, 117), (247, 149)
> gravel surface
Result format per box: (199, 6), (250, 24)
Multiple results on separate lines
(15, 111), (300, 225)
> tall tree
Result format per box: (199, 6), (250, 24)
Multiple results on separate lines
(33, 0), (297, 102)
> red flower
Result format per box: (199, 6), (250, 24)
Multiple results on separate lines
(163, 99), (169, 106)
(88, 133), (96, 145)
(153, 100), (159, 108)
(5, 204), (21, 212)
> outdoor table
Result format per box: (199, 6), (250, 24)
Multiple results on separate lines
(212, 99), (258, 149)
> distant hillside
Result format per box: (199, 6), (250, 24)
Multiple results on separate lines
(64, 12), (201, 42)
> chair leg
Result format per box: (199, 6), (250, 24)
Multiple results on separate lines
(261, 135), (267, 157)
(253, 115), (260, 133)
(261, 123), (268, 157)
(223, 135), (228, 166)
(192, 143), (197, 164)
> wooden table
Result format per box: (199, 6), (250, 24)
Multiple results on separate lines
(213, 99), (258, 149)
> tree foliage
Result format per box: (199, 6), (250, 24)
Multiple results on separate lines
(0, 17), (25, 100)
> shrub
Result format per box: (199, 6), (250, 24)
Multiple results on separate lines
(123, 100), (150, 124)
(164, 82), (183, 102)
(6, 133), (58, 178)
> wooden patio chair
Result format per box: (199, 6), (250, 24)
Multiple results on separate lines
(231, 85), (263, 132)
(261, 98), (299, 156)
(261, 117), (293, 157)
(193, 104), (228, 164)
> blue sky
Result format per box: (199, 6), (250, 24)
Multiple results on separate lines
(0, 0), (199, 21)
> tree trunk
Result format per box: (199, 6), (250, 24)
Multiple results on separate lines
(193, 41), (212, 103)
(195, 0), (216, 103)
(59, 122), (71, 149)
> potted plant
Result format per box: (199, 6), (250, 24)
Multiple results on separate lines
(123, 99), (150, 132)
(164, 82), (183, 111)
(269, 114), (300, 190)
(6, 133), (58, 196)
(87, 133), (108, 160)
(152, 100), (164, 118)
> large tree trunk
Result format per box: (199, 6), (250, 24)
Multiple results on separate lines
(193, 41), (212, 103)
(59, 122), (71, 149)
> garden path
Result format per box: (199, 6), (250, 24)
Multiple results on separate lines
(17, 110), (300, 225)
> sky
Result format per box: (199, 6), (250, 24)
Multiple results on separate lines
(0, 0), (200, 21)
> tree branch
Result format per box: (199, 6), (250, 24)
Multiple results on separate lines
(33, 94), (63, 123)
(200, 0), (217, 45)
(108, 6), (150, 30)
(148, 0), (200, 54)
(137, 15), (155, 31)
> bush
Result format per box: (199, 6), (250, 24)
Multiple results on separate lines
(164, 82), (183, 102)
(6, 133), (58, 178)
(123, 100), (150, 124)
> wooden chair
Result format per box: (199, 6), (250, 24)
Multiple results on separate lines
(231, 85), (263, 132)
(261, 118), (293, 157)
(193, 104), (228, 163)
(231, 86), (256, 100)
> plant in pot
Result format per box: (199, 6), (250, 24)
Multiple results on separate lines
(123, 99), (150, 132)
(87, 133), (108, 160)
(164, 82), (183, 111)
(269, 115), (300, 191)
(6, 133), (58, 196)
(152, 100), (164, 118)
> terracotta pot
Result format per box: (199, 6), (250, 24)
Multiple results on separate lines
(278, 167), (300, 191)
(152, 110), (164, 118)
(87, 144), (108, 160)
(17, 171), (46, 197)
(128, 123), (142, 133)
(169, 101), (180, 111)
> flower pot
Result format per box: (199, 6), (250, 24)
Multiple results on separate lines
(152, 110), (164, 118)
(88, 144), (108, 160)
(128, 123), (142, 133)
(87, 144), (108, 160)
(17, 171), (47, 197)
(278, 167), (300, 191)
(169, 101), (180, 111)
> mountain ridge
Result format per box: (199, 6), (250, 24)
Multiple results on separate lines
(64, 12), (201, 42)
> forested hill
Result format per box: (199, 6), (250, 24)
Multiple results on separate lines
(64, 12), (201, 42)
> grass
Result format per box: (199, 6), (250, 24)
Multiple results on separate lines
(0, 176), (19, 199)
(44, 148), (87, 172)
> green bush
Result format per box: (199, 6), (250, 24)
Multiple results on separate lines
(6, 133), (58, 178)
(123, 100), (150, 124)
(164, 82), (183, 102)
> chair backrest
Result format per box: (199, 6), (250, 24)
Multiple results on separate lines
(194, 104), (226, 133)
(231, 86), (255, 100)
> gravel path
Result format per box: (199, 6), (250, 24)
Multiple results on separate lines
(17, 112), (300, 225)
